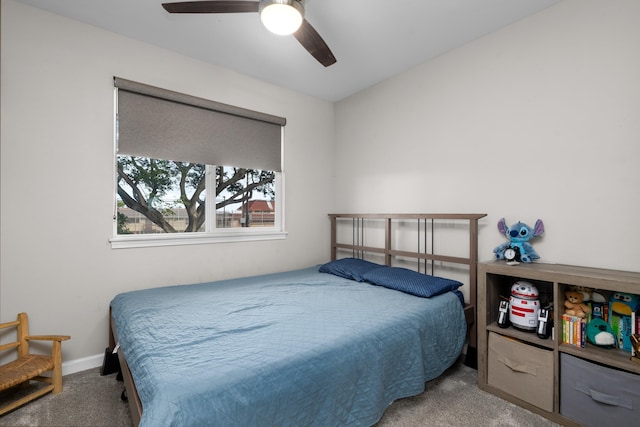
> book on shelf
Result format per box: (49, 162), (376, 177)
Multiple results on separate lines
(588, 301), (607, 322)
(562, 314), (586, 348)
(634, 306), (640, 356)
(633, 310), (637, 356)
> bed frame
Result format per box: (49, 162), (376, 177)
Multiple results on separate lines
(329, 214), (486, 361)
(109, 212), (486, 425)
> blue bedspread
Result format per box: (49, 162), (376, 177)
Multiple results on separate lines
(110, 266), (466, 427)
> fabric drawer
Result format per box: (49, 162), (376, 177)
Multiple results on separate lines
(488, 332), (554, 412)
(561, 353), (640, 426)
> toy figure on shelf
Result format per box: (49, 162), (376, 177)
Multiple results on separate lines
(564, 290), (591, 318)
(493, 218), (544, 264)
(587, 318), (616, 347)
(509, 281), (540, 331)
(631, 334), (640, 363)
(609, 292), (640, 351)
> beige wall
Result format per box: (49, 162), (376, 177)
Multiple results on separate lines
(1, 0), (335, 368)
(335, 0), (640, 273)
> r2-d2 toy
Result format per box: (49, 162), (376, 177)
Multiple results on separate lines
(509, 281), (540, 331)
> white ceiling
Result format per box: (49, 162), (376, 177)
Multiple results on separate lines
(13, 0), (560, 102)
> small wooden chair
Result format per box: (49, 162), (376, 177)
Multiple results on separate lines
(0, 312), (70, 416)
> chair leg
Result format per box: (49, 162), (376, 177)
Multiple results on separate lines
(51, 341), (63, 394)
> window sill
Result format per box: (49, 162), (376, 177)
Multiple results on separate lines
(110, 229), (287, 249)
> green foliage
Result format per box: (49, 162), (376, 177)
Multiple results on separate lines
(215, 166), (275, 210)
(116, 212), (132, 234)
(116, 156), (275, 233)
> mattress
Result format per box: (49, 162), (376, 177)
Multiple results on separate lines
(110, 266), (466, 426)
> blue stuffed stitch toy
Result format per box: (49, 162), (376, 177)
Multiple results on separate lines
(494, 218), (544, 263)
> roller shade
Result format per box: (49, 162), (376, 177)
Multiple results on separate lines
(115, 77), (285, 172)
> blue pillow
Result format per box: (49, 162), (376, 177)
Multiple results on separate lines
(362, 267), (462, 298)
(319, 258), (384, 282)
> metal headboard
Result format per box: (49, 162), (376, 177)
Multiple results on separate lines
(328, 213), (487, 355)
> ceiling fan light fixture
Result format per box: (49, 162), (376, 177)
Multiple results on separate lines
(259, 0), (304, 36)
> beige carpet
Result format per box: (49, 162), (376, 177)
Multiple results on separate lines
(0, 360), (558, 426)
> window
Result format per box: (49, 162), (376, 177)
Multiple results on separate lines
(111, 78), (286, 248)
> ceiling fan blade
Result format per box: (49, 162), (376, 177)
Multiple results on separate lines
(162, 1), (260, 14)
(293, 19), (337, 67)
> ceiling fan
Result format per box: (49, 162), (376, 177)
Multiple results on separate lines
(162, 1), (337, 67)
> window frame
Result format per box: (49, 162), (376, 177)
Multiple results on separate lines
(110, 85), (287, 249)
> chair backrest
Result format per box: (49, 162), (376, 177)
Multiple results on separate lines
(0, 313), (30, 360)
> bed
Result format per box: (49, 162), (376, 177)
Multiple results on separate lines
(109, 213), (486, 426)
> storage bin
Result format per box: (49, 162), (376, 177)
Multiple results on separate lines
(487, 332), (554, 412)
(561, 353), (640, 426)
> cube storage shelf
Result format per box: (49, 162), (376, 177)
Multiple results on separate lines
(477, 261), (640, 426)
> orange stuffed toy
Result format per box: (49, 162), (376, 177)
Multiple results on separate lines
(564, 290), (591, 318)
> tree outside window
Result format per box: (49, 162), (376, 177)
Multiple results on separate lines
(116, 156), (276, 235)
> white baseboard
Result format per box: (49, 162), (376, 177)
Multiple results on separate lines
(62, 353), (104, 376)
